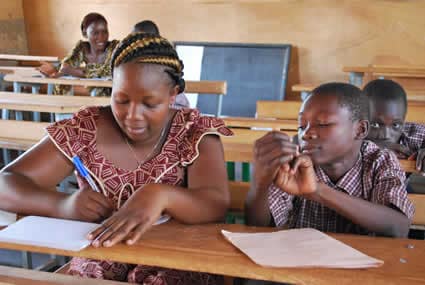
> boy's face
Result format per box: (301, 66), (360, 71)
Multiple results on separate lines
(298, 93), (362, 165)
(367, 99), (405, 144)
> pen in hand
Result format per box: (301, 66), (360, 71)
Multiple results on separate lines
(72, 156), (100, 193)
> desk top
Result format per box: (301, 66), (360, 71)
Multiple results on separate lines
(223, 117), (298, 131)
(3, 74), (226, 95)
(0, 67), (40, 76)
(0, 221), (423, 284)
(0, 265), (126, 284)
(0, 92), (110, 113)
(343, 65), (425, 78)
(4, 74), (113, 88)
(0, 54), (59, 62)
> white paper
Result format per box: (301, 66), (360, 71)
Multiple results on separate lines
(0, 216), (98, 251)
(0, 215), (170, 251)
(0, 210), (17, 226)
(222, 228), (384, 269)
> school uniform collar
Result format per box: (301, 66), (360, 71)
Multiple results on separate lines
(314, 153), (363, 196)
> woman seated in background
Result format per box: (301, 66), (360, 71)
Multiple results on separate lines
(38, 12), (119, 96)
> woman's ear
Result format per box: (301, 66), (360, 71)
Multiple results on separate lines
(355, 119), (369, 140)
(169, 85), (179, 105)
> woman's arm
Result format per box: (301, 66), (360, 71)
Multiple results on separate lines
(0, 137), (113, 221)
(162, 134), (230, 223)
(0, 137), (73, 216)
(58, 63), (86, 78)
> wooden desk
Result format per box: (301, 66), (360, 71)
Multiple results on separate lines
(291, 83), (316, 100)
(0, 265), (126, 284)
(223, 117), (298, 131)
(3, 74), (226, 115)
(343, 65), (425, 87)
(0, 92), (109, 114)
(0, 67), (40, 76)
(0, 54), (58, 62)
(0, 221), (423, 284)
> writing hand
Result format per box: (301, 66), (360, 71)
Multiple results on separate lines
(60, 185), (113, 222)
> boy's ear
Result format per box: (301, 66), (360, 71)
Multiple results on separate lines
(354, 119), (369, 140)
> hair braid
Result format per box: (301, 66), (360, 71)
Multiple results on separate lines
(111, 32), (185, 93)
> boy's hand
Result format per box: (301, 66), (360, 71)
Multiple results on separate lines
(375, 141), (412, 158)
(253, 131), (298, 189)
(408, 148), (425, 173)
(88, 184), (167, 247)
(274, 155), (318, 196)
(60, 186), (114, 222)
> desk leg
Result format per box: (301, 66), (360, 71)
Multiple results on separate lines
(349, 72), (363, 87)
(216, 94), (223, 117)
(31, 85), (41, 122)
(21, 251), (33, 269)
(47, 84), (55, 122)
(13, 82), (23, 121)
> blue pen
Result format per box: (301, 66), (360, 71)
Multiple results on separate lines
(72, 156), (100, 193)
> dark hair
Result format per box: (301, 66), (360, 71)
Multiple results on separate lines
(311, 82), (368, 121)
(133, 20), (160, 35)
(111, 32), (185, 93)
(363, 79), (407, 116)
(80, 12), (107, 37)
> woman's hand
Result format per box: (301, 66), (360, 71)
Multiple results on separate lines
(59, 186), (114, 222)
(37, 61), (59, 78)
(58, 63), (86, 78)
(274, 154), (318, 197)
(88, 184), (168, 247)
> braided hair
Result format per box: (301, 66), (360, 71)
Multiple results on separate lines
(111, 32), (185, 93)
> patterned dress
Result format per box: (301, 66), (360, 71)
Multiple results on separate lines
(46, 106), (232, 284)
(54, 40), (119, 97)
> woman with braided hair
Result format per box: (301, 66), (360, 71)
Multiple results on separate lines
(38, 12), (119, 96)
(0, 32), (231, 284)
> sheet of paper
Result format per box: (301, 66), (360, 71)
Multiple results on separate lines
(0, 216), (98, 251)
(222, 228), (384, 268)
(0, 214), (171, 251)
(0, 210), (17, 226)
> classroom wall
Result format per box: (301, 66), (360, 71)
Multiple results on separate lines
(0, 0), (27, 55)
(22, 0), (425, 99)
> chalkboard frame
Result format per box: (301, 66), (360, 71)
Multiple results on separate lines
(174, 41), (291, 117)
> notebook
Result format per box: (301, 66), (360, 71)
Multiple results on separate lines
(0, 215), (171, 251)
(222, 228), (384, 268)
